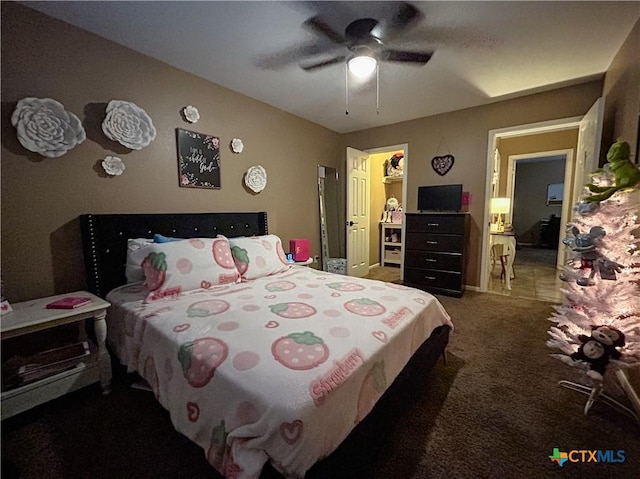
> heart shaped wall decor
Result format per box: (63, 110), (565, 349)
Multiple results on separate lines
(432, 154), (455, 176)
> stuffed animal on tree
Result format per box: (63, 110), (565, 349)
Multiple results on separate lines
(570, 325), (626, 382)
(584, 140), (640, 203)
(559, 225), (623, 286)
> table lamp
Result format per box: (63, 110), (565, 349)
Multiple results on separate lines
(490, 197), (511, 233)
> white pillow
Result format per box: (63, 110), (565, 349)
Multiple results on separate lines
(229, 234), (291, 281)
(131, 236), (240, 302)
(125, 238), (153, 283)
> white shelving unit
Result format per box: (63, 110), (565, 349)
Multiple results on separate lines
(382, 175), (403, 184)
(380, 222), (403, 266)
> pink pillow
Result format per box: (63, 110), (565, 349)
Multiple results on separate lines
(125, 237), (153, 283)
(229, 234), (291, 280)
(132, 236), (240, 302)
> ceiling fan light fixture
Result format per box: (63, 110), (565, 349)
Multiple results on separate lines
(348, 55), (377, 78)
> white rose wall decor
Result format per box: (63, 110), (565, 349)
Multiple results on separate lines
(13, 96), (260, 192)
(231, 138), (244, 154)
(101, 156), (125, 176)
(182, 105), (200, 123)
(11, 97), (86, 158)
(244, 165), (267, 193)
(102, 100), (156, 150)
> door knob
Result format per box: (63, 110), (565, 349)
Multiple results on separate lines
(347, 221), (359, 226)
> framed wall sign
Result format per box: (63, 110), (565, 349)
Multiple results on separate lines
(176, 128), (221, 189)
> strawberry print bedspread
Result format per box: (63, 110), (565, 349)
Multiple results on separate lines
(106, 266), (453, 478)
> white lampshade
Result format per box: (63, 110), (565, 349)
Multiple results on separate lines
(348, 55), (377, 78)
(490, 197), (511, 214)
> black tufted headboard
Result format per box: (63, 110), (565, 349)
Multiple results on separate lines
(80, 212), (268, 298)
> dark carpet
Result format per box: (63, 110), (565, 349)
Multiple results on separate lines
(2, 292), (638, 479)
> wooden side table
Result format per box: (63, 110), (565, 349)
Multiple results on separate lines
(1, 291), (111, 419)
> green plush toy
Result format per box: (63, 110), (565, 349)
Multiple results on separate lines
(584, 140), (640, 203)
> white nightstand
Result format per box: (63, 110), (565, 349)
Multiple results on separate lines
(1, 291), (112, 419)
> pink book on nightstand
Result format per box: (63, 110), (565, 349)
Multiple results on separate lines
(46, 296), (92, 309)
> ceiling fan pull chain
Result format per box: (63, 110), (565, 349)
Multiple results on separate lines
(376, 63), (380, 115)
(345, 64), (349, 115)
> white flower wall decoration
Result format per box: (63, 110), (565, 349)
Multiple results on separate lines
(231, 138), (244, 154)
(102, 100), (156, 150)
(182, 105), (200, 123)
(101, 156), (125, 176)
(244, 165), (267, 193)
(11, 97), (86, 158)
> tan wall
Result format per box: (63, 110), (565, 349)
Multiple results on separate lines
(0, 3), (341, 302)
(602, 18), (640, 161)
(497, 129), (580, 196)
(341, 81), (603, 288)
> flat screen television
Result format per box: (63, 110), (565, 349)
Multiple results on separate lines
(418, 184), (463, 212)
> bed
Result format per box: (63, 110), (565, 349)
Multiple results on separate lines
(80, 212), (453, 479)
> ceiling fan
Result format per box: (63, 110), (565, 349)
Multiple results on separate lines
(299, 2), (434, 78)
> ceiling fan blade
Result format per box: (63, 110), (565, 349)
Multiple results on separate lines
(372, 2), (423, 40)
(300, 56), (346, 71)
(382, 49), (433, 64)
(303, 16), (345, 44)
(257, 43), (342, 70)
(392, 2), (422, 30)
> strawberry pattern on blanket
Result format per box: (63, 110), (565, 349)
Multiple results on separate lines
(106, 266), (453, 479)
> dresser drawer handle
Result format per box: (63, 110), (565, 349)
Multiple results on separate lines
(424, 258), (437, 263)
(427, 223), (439, 226)
(425, 276), (436, 280)
(426, 241), (438, 245)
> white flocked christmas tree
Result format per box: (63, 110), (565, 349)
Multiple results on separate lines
(547, 140), (640, 419)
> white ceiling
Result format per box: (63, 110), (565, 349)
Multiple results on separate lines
(23, 1), (640, 134)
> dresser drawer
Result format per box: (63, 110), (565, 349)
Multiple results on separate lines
(406, 214), (466, 234)
(405, 233), (463, 253)
(404, 267), (462, 291)
(404, 250), (462, 271)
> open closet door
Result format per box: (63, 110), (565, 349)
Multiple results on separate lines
(346, 147), (370, 277)
(571, 98), (604, 208)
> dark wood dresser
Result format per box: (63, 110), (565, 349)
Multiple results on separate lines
(403, 212), (470, 297)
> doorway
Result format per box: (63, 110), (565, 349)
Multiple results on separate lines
(487, 151), (570, 301)
(507, 150), (571, 268)
(481, 118), (581, 300)
(481, 97), (604, 300)
(345, 143), (408, 281)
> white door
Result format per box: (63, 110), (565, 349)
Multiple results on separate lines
(346, 147), (370, 277)
(571, 97), (604, 208)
